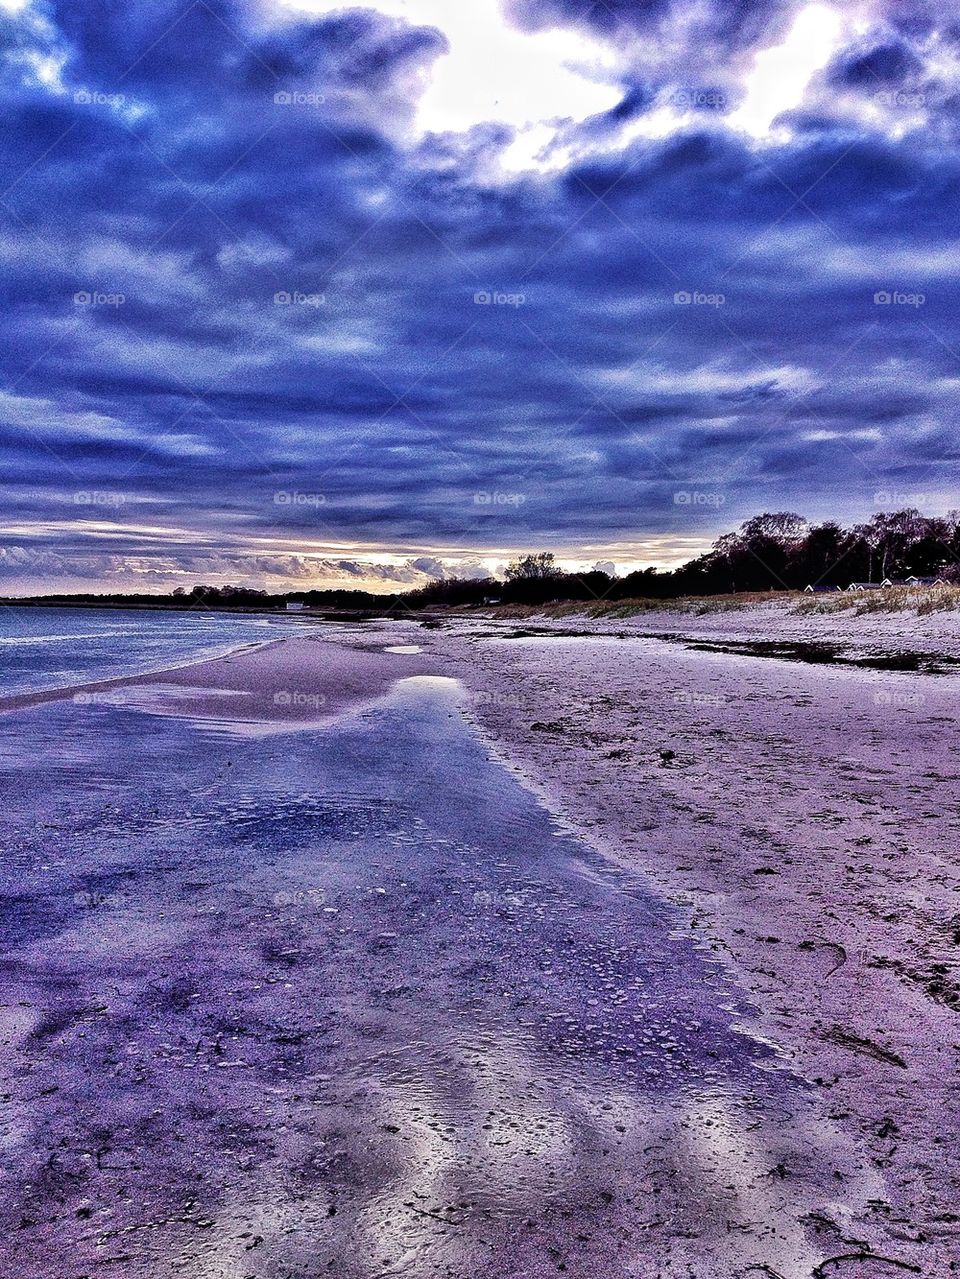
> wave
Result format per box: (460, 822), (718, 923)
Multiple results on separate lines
(0, 632), (127, 646)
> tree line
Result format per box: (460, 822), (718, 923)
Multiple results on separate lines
(405, 508), (960, 607)
(8, 508), (957, 612)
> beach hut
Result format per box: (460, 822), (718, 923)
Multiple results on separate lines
(803, 584), (841, 593)
(846, 581), (883, 592)
(285, 601), (306, 611)
(904, 575), (945, 587)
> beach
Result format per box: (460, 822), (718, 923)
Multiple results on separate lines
(1, 605), (957, 1276)
(419, 604), (960, 1273)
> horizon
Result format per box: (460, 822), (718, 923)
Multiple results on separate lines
(3, 503), (956, 600)
(2, 0), (959, 592)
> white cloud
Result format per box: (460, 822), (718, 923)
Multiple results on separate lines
(277, 0), (621, 163)
(728, 3), (848, 137)
(0, 390), (217, 455)
(595, 362), (816, 397)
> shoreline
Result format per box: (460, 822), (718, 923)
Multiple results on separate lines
(3, 610), (957, 1269)
(0, 631), (430, 725)
(0, 636), (287, 714)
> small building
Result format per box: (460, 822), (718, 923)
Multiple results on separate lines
(803, 584), (841, 593)
(904, 575), (946, 587)
(285, 601), (306, 612)
(846, 581), (883, 592)
(483, 596), (502, 605)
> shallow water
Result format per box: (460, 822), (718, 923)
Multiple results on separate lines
(0, 605), (308, 696)
(0, 676), (817, 1276)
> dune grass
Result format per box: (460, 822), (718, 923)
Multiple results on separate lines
(485, 591), (803, 620)
(478, 584), (960, 620)
(795, 582), (960, 615)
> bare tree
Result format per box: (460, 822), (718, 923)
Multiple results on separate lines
(504, 552), (559, 581)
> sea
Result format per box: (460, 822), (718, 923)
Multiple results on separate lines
(0, 604), (309, 697)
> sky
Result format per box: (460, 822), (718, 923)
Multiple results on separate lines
(0, 0), (958, 593)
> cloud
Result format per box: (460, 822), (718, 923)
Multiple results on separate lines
(0, 542), (492, 592)
(0, 0), (959, 592)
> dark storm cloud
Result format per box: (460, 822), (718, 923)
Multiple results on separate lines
(1, 0), (959, 589)
(505, 0), (797, 52)
(828, 38), (925, 89)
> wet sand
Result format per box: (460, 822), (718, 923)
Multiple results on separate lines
(0, 633), (429, 725)
(0, 617), (955, 1275)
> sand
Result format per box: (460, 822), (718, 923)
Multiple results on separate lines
(406, 604), (960, 1273)
(3, 604), (958, 1274)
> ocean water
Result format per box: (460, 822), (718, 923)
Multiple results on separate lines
(0, 605), (310, 697)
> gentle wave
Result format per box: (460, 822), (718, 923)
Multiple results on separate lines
(0, 632), (134, 646)
(0, 607), (308, 697)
